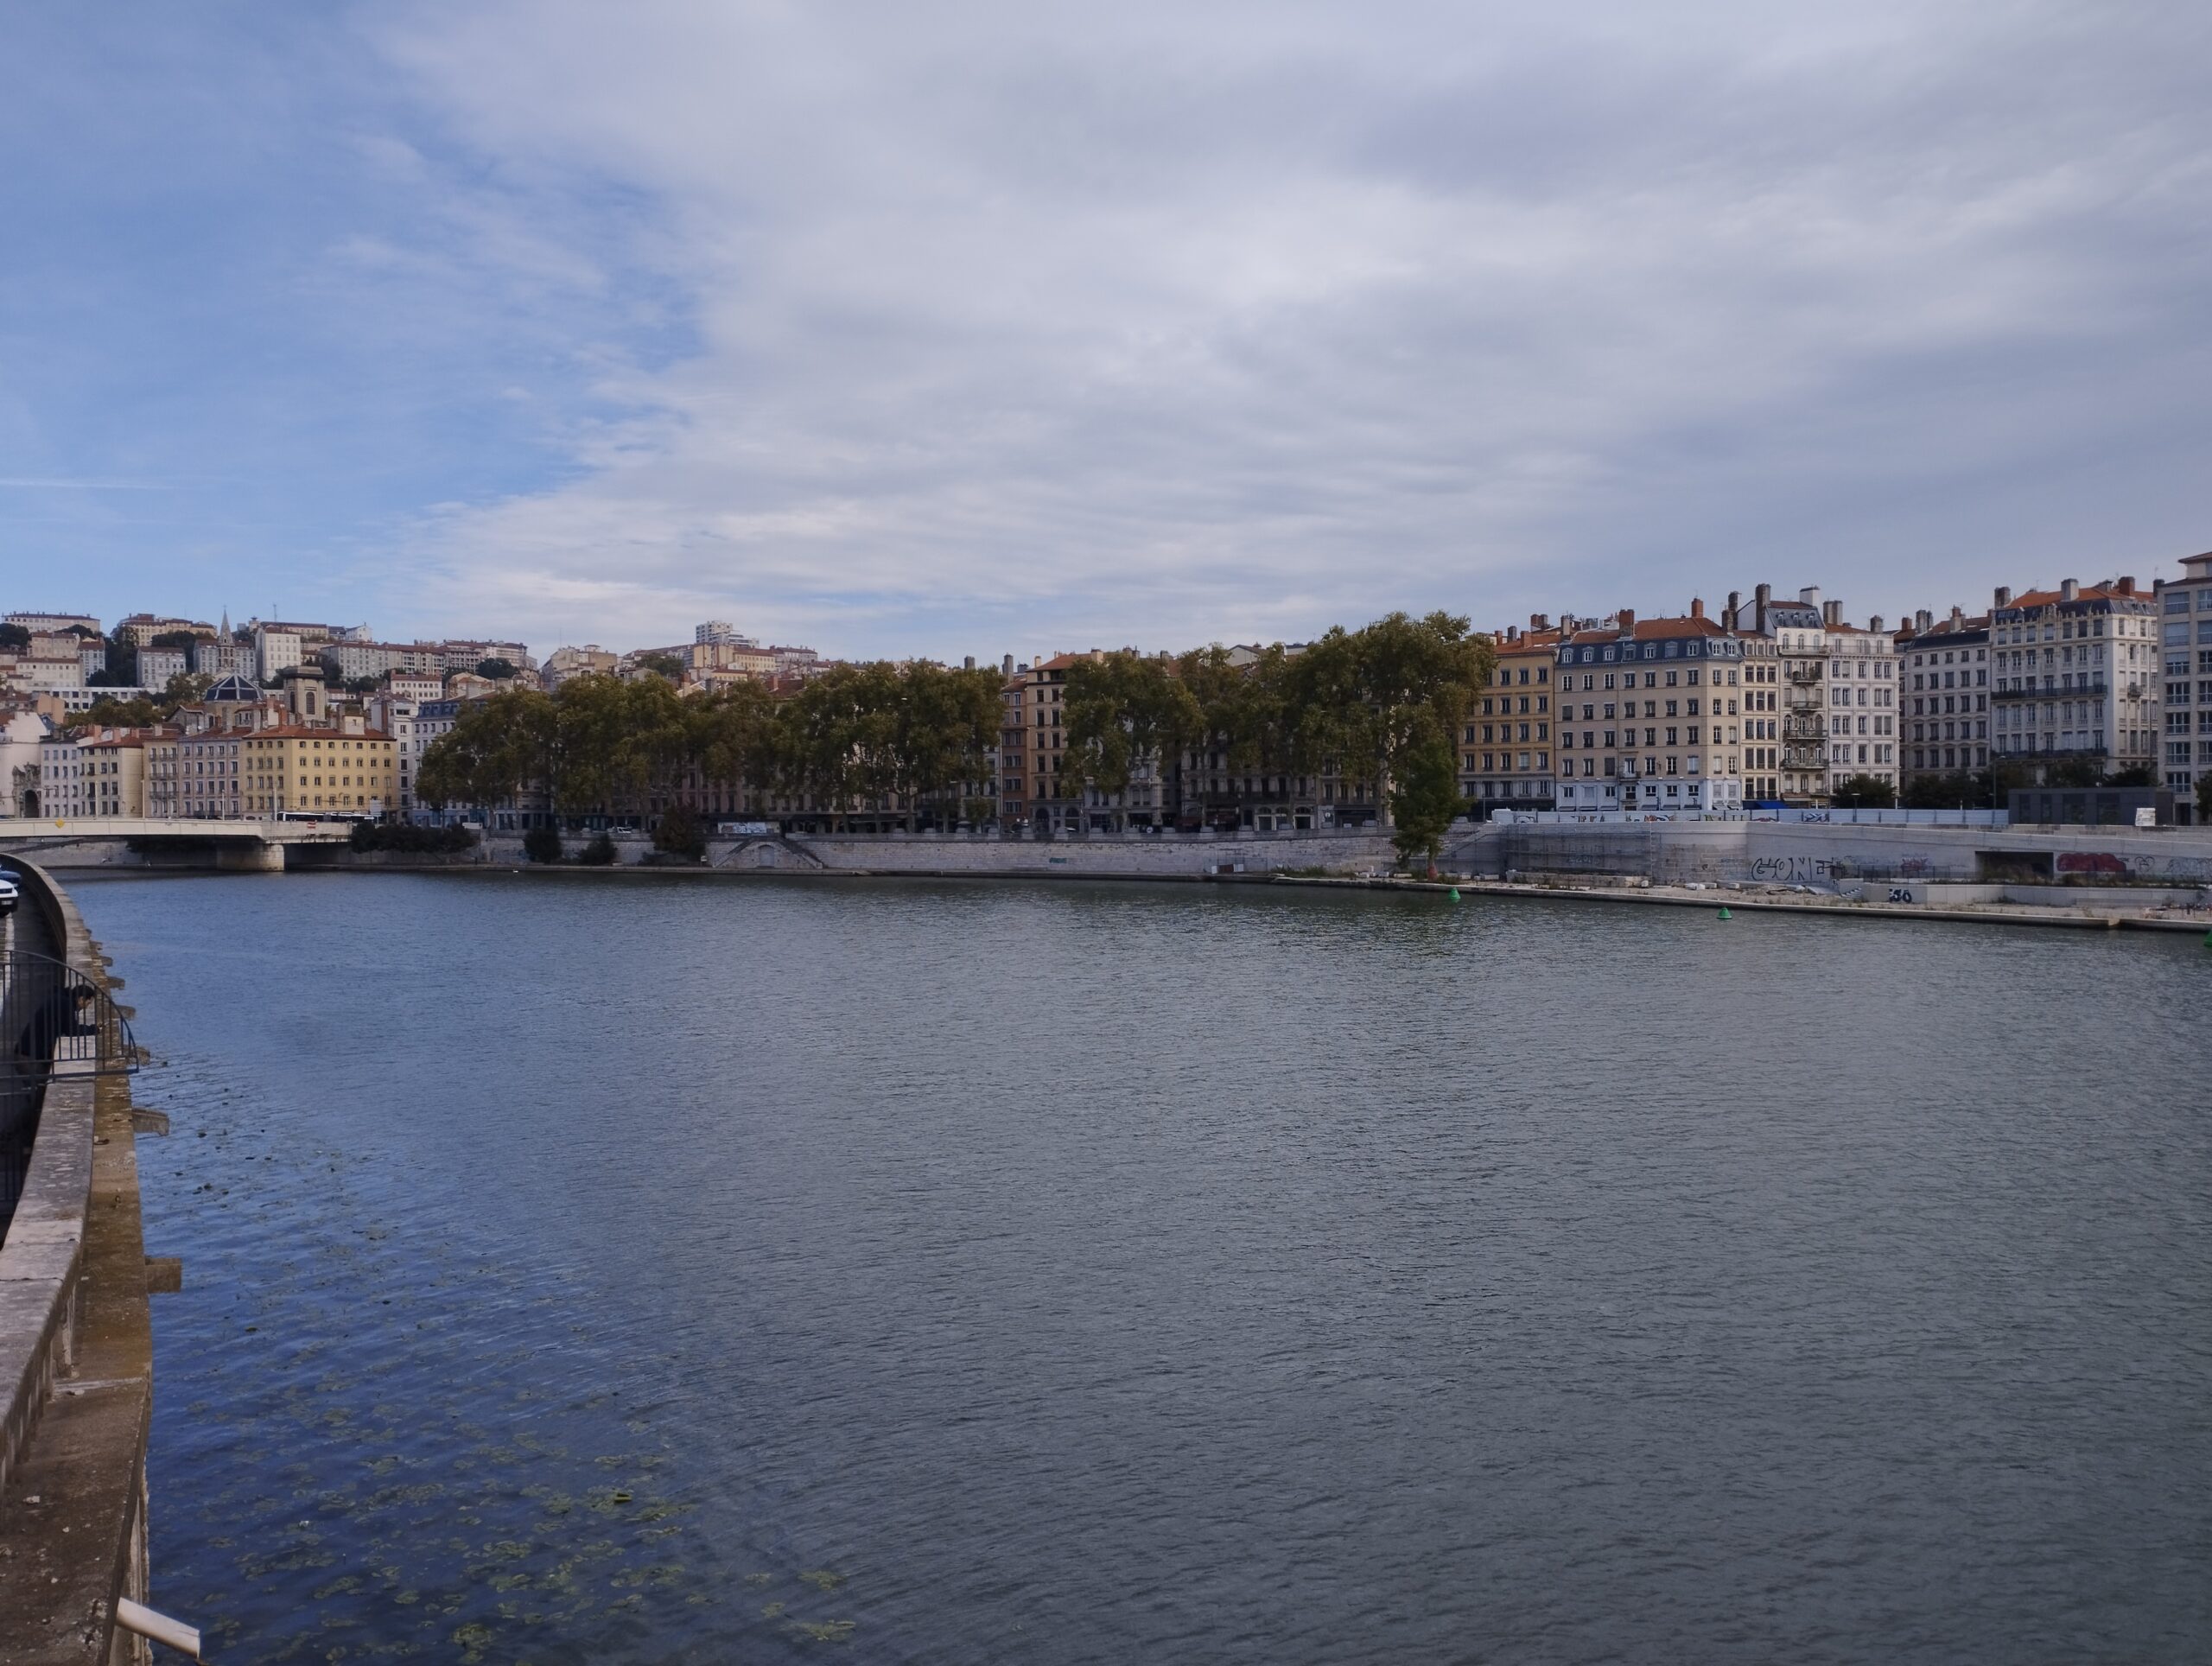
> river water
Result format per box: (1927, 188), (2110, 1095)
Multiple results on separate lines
(71, 872), (2212, 1663)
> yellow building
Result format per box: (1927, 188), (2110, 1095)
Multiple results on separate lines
(244, 718), (399, 816)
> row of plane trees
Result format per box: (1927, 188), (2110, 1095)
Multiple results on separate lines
(416, 611), (1496, 859)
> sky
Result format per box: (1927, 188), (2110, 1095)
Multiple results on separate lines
(3, 2), (2208, 663)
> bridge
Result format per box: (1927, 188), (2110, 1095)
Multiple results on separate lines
(0, 816), (355, 871)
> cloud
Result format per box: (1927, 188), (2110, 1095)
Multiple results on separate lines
(12, 3), (2210, 654)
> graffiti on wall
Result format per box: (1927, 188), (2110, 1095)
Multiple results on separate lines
(1751, 855), (1840, 883)
(2057, 850), (2212, 881)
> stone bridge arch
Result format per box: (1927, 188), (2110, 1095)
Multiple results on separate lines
(713, 836), (825, 871)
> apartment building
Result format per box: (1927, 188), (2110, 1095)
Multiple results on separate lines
(1989, 577), (2158, 781)
(111, 614), (209, 647)
(1727, 586), (1897, 801)
(1552, 602), (1748, 813)
(2153, 551), (2212, 818)
(1820, 621), (1899, 796)
(366, 694), (429, 811)
(149, 722), (249, 820)
(1465, 619), (1560, 815)
(5, 613), (100, 636)
(543, 645), (619, 687)
(241, 715), (398, 816)
(1897, 608), (1992, 787)
(192, 623), (255, 678)
(1005, 654), (1077, 832)
(150, 693), (302, 819)
(321, 640), (411, 683)
(42, 728), (153, 817)
(137, 647), (189, 687)
(255, 627), (303, 681)
(1734, 634), (1783, 803)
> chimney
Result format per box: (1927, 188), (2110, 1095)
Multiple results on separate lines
(1755, 582), (1772, 607)
(1822, 599), (1842, 627)
(1916, 608), (1933, 632)
(2060, 577), (2079, 602)
(1001, 653), (1014, 676)
(1949, 606), (1964, 629)
(1800, 586), (1822, 611)
(1726, 590), (1742, 628)
(1993, 585), (2012, 608)
(1868, 615), (1884, 634)
(1690, 596), (1705, 620)
(2117, 575), (2136, 595)
(1616, 608), (1637, 634)
(1530, 613), (1550, 631)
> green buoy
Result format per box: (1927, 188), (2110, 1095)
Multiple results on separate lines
(1448, 887), (1461, 902)
(1717, 906), (1732, 920)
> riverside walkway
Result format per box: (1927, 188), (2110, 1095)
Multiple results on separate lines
(0, 858), (186, 1663)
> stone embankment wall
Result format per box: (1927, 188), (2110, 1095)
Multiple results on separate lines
(1466, 819), (2212, 890)
(470, 828), (1407, 879)
(0, 858), (160, 1663)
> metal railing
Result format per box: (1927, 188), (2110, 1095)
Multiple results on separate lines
(1, 950), (138, 1221)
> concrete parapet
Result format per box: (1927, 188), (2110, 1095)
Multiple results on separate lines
(0, 860), (158, 1663)
(1474, 819), (2212, 891)
(475, 827), (1407, 879)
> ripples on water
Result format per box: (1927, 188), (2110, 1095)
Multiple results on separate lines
(73, 873), (2212, 1663)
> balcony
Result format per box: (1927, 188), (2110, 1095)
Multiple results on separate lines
(1783, 714), (1826, 741)
(1787, 664), (1824, 685)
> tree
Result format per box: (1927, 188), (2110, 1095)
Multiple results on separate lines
(691, 679), (784, 819)
(2042, 755), (2101, 789)
(579, 831), (619, 866)
(1062, 652), (1204, 830)
(99, 632), (137, 686)
(1285, 612), (1492, 825)
(1900, 769), (1993, 810)
(0, 623), (29, 652)
(2101, 763), (2155, 788)
(523, 826), (563, 863)
(1389, 722), (1462, 872)
(1173, 644), (1296, 826)
(653, 803), (706, 861)
(1829, 773), (1897, 808)
(896, 661), (1006, 830)
(149, 629), (199, 650)
(76, 696), (162, 728)
(635, 652), (684, 680)
(475, 658), (517, 680)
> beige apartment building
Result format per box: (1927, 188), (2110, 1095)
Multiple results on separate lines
(1989, 577), (2159, 782)
(1465, 620), (1560, 815)
(78, 729), (153, 817)
(243, 716), (399, 815)
(1551, 602), (1750, 813)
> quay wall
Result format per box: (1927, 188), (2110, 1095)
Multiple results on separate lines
(467, 828), (1407, 879)
(1472, 820), (2212, 891)
(0, 859), (159, 1663)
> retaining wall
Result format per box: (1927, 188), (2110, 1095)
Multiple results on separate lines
(1476, 820), (2212, 889)
(0, 859), (158, 1663)
(473, 828), (1407, 879)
